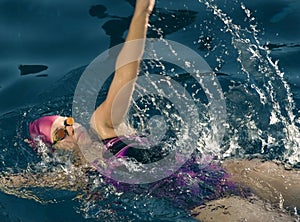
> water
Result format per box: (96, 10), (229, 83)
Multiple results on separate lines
(0, 0), (300, 221)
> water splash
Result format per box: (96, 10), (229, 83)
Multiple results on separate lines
(198, 0), (300, 164)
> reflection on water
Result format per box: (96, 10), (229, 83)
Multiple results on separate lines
(0, 0), (299, 221)
(270, 2), (300, 23)
(90, 2), (197, 48)
(19, 64), (48, 76)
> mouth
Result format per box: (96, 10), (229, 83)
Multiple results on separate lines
(75, 131), (84, 142)
(73, 123), (87, 144)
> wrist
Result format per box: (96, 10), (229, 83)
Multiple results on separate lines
(133, 8), (152, 18)
(133, 10), (151, 19)
(134, 0), (155, 17)
(131, 12), (150, 27)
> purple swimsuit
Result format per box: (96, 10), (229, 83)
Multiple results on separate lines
(98, 135), (241, 210)
(101, 135), (169, 164)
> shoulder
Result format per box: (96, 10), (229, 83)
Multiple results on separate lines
(90, 111), (136, 139)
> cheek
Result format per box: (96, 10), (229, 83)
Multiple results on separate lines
(73, 125), (90, 144)
(55, 137), (78, 150)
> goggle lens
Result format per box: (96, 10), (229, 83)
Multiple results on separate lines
(52, 117), (74, 144)
(53, 128), (67, 144)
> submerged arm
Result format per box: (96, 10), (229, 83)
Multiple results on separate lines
(91, 0), (155, 139)
(0, 170), (87, 191)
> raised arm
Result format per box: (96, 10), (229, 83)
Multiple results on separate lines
(91, 0), (155, 139)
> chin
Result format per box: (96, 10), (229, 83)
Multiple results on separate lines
(73, 123), (90, 145)
(54, 140), (78, 151)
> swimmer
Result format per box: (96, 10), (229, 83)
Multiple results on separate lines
(1, 0), (299, 221)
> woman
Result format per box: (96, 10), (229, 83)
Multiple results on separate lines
(1, 0), (299, 221)
(29, 0), (156, 152)
(28, 0), (162, 167)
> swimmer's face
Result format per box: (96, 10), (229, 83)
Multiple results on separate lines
(50, 117), (78, 150)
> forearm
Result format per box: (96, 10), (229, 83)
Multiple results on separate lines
(0, 171), (85, 191)
(115, 12), (150, 79)
(115, 0), (154, 74)
(128, 7), (150, 40)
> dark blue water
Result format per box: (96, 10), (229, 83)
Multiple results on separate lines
(0, 0), (299, 221)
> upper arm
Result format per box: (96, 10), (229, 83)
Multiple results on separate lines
(90, 58), (141, 140)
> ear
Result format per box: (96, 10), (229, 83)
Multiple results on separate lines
(24, 138), (36, 149)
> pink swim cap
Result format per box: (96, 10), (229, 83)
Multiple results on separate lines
(29, 115), (60, 145)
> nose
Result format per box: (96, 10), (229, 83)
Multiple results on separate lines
(66, 125), (75, 137)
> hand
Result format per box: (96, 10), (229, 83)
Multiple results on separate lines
(134, 0), (155, 15)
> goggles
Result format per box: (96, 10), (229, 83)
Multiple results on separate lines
(52, 117), (74, 145)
